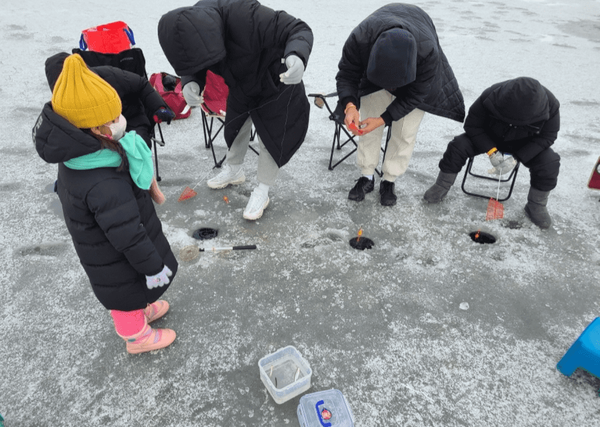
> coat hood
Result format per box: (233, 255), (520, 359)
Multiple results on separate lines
(367, 29), (417, 90)
(484, 77), (550, 126)
(158, 5), (226, 76)
(33, 102), (102, 165)
(45, 52), (70, 92)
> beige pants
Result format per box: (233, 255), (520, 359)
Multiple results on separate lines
(358, 90), (425, 182)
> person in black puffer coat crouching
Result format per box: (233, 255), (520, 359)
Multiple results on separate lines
(423, 77), (561, 229)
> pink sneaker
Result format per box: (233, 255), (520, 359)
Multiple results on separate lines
(144, 300), (169, 323)
(121, 324), (176, 354)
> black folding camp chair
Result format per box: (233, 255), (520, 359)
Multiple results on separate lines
(461, 155), (520, 202)
(72, 47), (167, 181)
(201, 71), (257, 168)
(308, 92), (390, 176)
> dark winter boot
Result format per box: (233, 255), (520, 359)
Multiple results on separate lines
(524, 187), (552, 229)
(423, 171), (458, 203)
(348, 176), (375, 201)
(379, 180), (397, 206)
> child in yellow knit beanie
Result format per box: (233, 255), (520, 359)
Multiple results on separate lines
(33, 54), (178, 354)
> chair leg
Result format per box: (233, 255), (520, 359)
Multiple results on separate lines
(328, 123), (341, 170)
(329, 124), (358, 171)
(375, 127), (392, 178)
(201, 112), (211, 149)
(153, 138), (161, 182)
(153, 123), (167, 182)
(557, 342), (583, 377)
(201, 112), (228, 168)
(461, 157), (520, 201)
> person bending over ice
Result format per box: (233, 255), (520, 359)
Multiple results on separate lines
(336, 3), (465, 206)
(158, 0), (313, 220)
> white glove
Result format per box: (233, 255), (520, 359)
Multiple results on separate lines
(182, 82), (204, 107)
(488, 151), (504, 167)
(146, 265), (172, 290)
(279, 55), (305, 85)
(488, 156), (518, 175)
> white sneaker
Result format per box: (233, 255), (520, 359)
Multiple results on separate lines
(243, 188), (270, 220)
(207, 164), (245, 189)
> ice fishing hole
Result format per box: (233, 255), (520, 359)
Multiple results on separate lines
(349, 236), (374, 250)
(192, 227), (219, 240)
(469, 231), (496, 244)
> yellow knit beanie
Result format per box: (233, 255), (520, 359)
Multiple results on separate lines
(51, 54), (122, 129)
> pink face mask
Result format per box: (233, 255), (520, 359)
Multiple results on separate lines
(108, 114), (127, 140)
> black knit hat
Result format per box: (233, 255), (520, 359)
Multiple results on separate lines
(367, 29), (417, 90)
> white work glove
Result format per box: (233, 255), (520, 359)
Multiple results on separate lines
(488, 156), (518, 175)
(279, 55), (305, 85)
(182, 82), (204, 107)
(488, 150), (504, 167)
(146, 265), (172, 290)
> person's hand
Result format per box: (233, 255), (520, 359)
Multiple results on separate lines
(488, 150), (504, 167)
(153, 107), (176, 124)
(146, 265), (172, 290)
(358, 117), (385, 135)
(489, 156), (517, 175)
(279, 55), (304, 85)
(344, 103), (361, 135)
(182, 82), (203, 107)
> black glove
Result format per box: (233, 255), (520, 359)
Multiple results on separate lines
(153, 107), (176, 124)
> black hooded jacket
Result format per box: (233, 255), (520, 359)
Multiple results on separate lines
(45, 52), (168, 144)
(464, 77), (560, 163)
(32, 103), (177, 311)
(336, 3), (465, 125)
(158, 0), (313, 167)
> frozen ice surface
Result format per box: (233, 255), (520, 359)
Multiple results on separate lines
(1, 0), (600, 426)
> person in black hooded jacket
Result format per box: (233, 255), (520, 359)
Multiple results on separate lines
(158, 0), (313, 221)
(336, 3), (465, 206)
(423, 77), (561, 229)
(33, 54), (179, 354)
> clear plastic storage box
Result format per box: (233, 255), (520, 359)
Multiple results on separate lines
(258, 345), (312, 404)
(297, 389), (354, 427)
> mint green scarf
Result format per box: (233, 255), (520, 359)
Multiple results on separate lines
(64, 131), (153, 190)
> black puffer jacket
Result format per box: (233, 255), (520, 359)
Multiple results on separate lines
(464, 77), (560, 163)
(336, 3), (465, 125)
(158, 0), (313, 167)
(45, 52), (168, 144)
(33, 103), (177, 311)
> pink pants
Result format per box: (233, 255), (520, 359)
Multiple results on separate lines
(110, 308), (145, 336)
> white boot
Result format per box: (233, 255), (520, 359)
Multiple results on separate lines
(207, 164), (245, 189)
(243, 184), (270, 220)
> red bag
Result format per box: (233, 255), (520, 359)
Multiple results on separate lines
(149, 73), (192, 120)
(79, 21), (135, 54)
